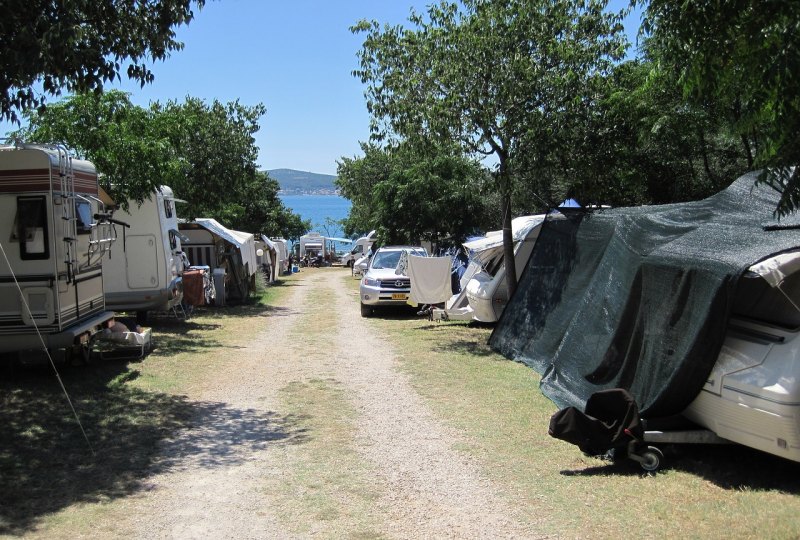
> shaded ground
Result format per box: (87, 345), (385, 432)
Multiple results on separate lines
(0, 268), (534, 538)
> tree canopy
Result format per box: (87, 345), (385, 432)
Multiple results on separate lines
(0, 0), (205, 123)
(641, 0), (800, 215)
(336, 142), (490, 248)
(13, 90), (307, 238)
(352, 0), (627, 294)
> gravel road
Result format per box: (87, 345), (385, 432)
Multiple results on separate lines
(128, 269), (538, 539)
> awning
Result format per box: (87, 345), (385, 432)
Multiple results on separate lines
(195, 218), (250, 248)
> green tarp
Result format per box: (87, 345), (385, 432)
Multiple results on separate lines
(489, 172), (800, 417)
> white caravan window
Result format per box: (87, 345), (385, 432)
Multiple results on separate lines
(75, 199), (93, 234)
(13, 196), (49, 260)
(164, 198), (173, 218)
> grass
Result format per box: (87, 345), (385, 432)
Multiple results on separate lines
(345, 274), (800, 538)
(267, 378), (386, 539)
(0, 276), (294, 537)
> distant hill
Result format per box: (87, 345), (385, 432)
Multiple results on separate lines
(268, 168), (338, 195)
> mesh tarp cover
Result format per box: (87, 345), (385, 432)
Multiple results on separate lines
(489, 172), (800, 417)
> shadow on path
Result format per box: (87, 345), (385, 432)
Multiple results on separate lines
(0, 362), (307, 535)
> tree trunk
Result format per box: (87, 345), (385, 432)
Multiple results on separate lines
(500, 173), (517, 301)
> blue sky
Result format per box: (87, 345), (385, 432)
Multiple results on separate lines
(4, 0), (641, 176)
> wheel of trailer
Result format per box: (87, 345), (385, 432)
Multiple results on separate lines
(360, 303), (372, 317)
(66, 343), (91, 366)
(639, 446), (664, 472)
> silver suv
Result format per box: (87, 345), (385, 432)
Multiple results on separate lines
(359, 246), (427, 317)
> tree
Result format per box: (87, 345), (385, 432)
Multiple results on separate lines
(337, 142), (490, 248)
(0, 0), (205, 123)
(150, 97), (267, 221)
(641, 0), (800, 215)
(13, 90), (180, 205)
(14, 91), (307, 236)
(227, 170), (311, 239)
(353, 0), (627, 296)
(336, 142), (391, 236)
(560, 58), (748, 207)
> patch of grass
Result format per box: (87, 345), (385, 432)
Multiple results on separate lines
(266, 378), (386, 539)
(344, 274), (800, 538)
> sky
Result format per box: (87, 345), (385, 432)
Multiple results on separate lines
(3, 0), (642, 176)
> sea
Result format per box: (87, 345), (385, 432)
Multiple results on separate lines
(279, 194), (353, 248)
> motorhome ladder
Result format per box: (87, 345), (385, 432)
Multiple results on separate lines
(57, 147), (79, 283)
(86, 204), (114, 264)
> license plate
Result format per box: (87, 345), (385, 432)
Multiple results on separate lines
(391, 293), (408, 300)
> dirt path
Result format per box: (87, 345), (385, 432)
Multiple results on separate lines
(128, 269), (536, 538)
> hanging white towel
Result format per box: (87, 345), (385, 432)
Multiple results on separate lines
(407, 255), (454, 305)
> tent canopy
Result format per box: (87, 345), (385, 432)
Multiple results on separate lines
(489, 172), (800, 417)
(193, 218), (257, 275)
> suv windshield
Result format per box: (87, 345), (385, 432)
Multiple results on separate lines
(371, 251), (401, 269)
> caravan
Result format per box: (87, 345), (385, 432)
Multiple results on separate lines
(0, 143), (116, 360)
(489, 173), (800, 468)
(102, 186), (185, 319)
(256, 235), (288, 283)
(298, 231), (329, 265)
(682, 251), (800, 463)
(271, 237), (289, 274)
(430, 215), (545, 322)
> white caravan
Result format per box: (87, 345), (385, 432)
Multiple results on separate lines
(256, 235), (281, 283)
(0, 143), (116, 359)
(681, 250), (800, 463)
(271, 237), (289, 274)
(179, 218), (258, 304)
(299, 231), (327, 261)
(102, 186), (185, 319)
(432, 215), (546, 323)
(340, 230), (377, 268)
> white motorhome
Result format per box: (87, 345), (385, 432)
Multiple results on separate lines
(340, 230), (377, 268)
(179, 218), (258, 305)
(431, 215), (546, 322)
(0, 143), (116, 360)
(103, 186), (185, 319)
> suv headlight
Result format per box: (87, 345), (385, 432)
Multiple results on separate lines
(362, 277), (379, 287)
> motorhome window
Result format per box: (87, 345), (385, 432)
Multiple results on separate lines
(169, 230), (178, 250)
(164, 198), (173, 218)
(75, 199), (93, 234)
(485, 252), (504, 276)
(352, 245), (363, 255)
(14, 197), (49, 259)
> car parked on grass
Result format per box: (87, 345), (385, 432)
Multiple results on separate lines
(359, 245), (427, 317)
